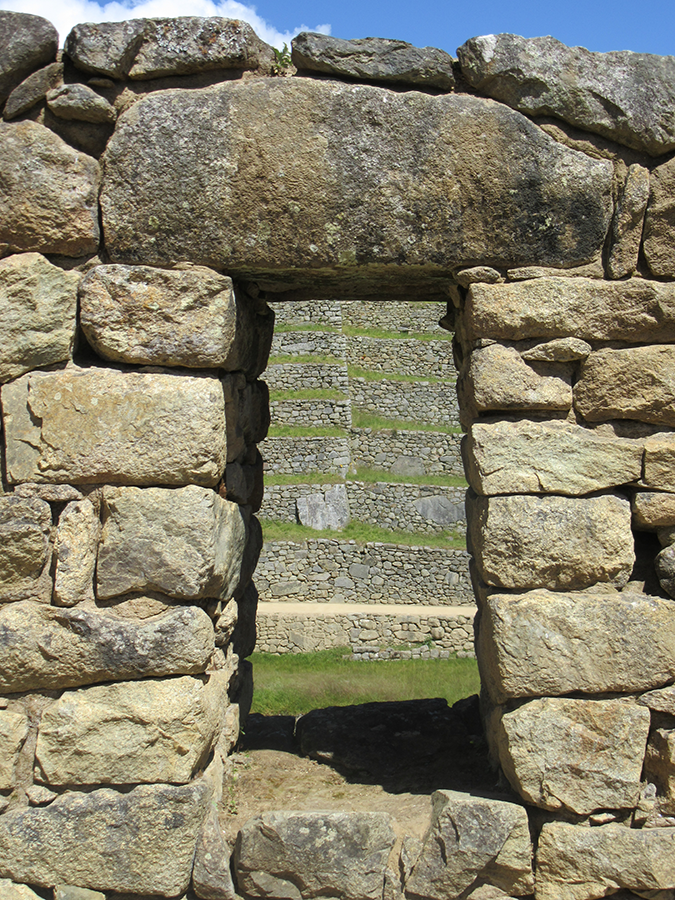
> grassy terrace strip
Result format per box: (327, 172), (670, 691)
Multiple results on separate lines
(265, 425), (347, 437)
(347, 366), (455, 384)
(249, 648), (481, 715)
(265, 473), (346, 485)
(267, 354), (345, 366)
(274, 323), (341, 334)
(269, 388), (348, 401)
(354, 468), (468, 488)
(351, 411), (463, 434)
(260, 519), (467, 550)
(342, 325), (453, 341)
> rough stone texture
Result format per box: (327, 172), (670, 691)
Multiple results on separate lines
(80, 264), (272, 373)
(350, 428), (464, 478)
(54, 888), (105, 900)
(575, 345), (675, 426)
(519, 337), (591, 363)
(3, 61), (63, 119)
(53, 499), (100, 606)
(192, 808), (237, 900)
(457, 33), (675, 156)
(0, 776), (214, 897)
(0, 495), (52, 604)
(0, 710), (29, 790)
(645, 728), (675, 812)
(607, 164), (650, 279)
(350, 378), (460, 427)
(643, 432), (675, 490)
(260, 435), (351, 476)
(0, 600), (214, 693)
(0, 252), (79, 384)
(467, 492), (633, 591)
(640, 684), (675, 717)
(455, 266), (502, 287)
(406, 790), (533, 899)
(296, 484), (350, 530)
(632, 490), (675, 529)
(97, 484), (248, 601)
(655, 543), (675, 598)
(458, 344), (571, 420)
(0, 121), (100, 257)
(493, 698), (650, 814)
(291, 33), (455, 90)
(0, 881), (44, 900)
(235, 810), (396, 900)
(35, 673), (228, 786)
(477, 590), (675, 703)
(346, 335), (455, 379)
(535, 822), (675, 900)
(463, 276), (675, 343)
(465, 419), (643, 496)
(1, 366), (227, 486)
(0, 11), (58, 104)
(101, 78), (613, 293)
(47, 84), (116, 124)
(644, 155), (675, 279)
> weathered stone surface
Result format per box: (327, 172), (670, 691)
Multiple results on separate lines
(477, 590), (675, 703)
(632, 490), (675, 529)
(455, 266), (502, 286)
(296, 484), (350, 530)
(493, 698), (649, 815)
(0, 11), (58, 104)
(640, 684), (675, 716)
(193, 808), (237, 900)
(643, 433), (675, 490)
(520, 337), (591, 362)
(46, 84), (116, 124)
(12, 483), (83, 503)
(0, 252), (78, 384)
(101, 79), (613, 293)
(97, 484), (247, 601)
(458, 344), (572, 420)
(0, 600), (214, 693)
(0, 880), (44, 900)
(607, 164), (650, 279)
(645, 728), (675, 812)
(0, 495), (52, 603)
(457, 34), (675, 155)
(0, 710), (29, 791)
(53, 499), (100, 606)
(535, 822), (675, 900)
(644, 156), (675, 279)
(80, 264), (267, 371)
(576, 345), (675, 426)
(0, 122), (99, 257)
(3, 61), (63, 119)
(36, 673), (228, 786)
(235, 811), (396, 900)
(465, 419), (643, 496)
(291, 33), (455, 90)
(406, 789), (533, 899)
(65, 17), (273, 80)
(1, 366), (227, 486)
(656, 544), (675, 598)
(0, 777), (214, 896)
(54, 887), (105, 900)
(464, 276), (675, 343)
(467, 492), (633, 591)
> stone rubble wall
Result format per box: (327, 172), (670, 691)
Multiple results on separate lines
(350, 377), (460, 427)
(269, 397), (352, 429)
(270, 329), (346, 359)
(341, 300), (446, 333)
(2, 8), (675, 898)
(270, 299), (343, 328)
(350, 427), (465, 477)
(261, 435), (352, 475)
(256, 540), (473, 605)
(346, 335), (456, 378)
(265, 362), (350, 393)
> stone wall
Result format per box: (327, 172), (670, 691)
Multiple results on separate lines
(261, 436), (352, 475)
(270, 329), (346, 359)
(271, 299), (343, 328)
(346, 335), (456, 378)
(350, 377), (460, 427)
(265, 362), (349, 392)
(342, 300), (446, 333)
(269, 397), (352, 428)
(350, 427), (465, 477)
(256, 540), (473, 605)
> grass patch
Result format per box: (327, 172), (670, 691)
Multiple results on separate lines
(265, 473), (345, 486)
(269, 389), (348, 402)
(347, 366), (454, 385)
(265, 426), (347, 438)
(343, 325), (452, 341)
(260, 519), (467, 550)
(355, 468), (467, 488)
(268, 354), (345, 366)
(351, 410), (463, 434)
(274, 323), (340, 334)
(250, 647), (480, 715)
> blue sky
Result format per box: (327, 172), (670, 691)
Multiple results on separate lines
(2, 0), (673, 55)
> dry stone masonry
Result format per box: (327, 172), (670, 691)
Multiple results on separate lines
(2, 9), (675, 899)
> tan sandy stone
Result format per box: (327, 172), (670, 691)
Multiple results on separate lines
(53, 499), (100, 606)
(632, 490), (675, 529)
(0, 495), (52, 603)
(0, 710), (29, 791)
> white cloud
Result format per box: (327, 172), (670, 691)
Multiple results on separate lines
(0, 0), (330, 48)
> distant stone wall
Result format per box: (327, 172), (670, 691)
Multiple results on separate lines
(270, 299), (342, 327)
(347, 335), (455, 378)
(261, 436), (351, 475)
(350, 428), (464, 478)
(342, 300), (446, 333)
(256, 540), (473, 605)
(270, 330), (346, 358)
(270, 397), (351, 428)
(350, 378), (460, 427)
(265, 362), (349, 393)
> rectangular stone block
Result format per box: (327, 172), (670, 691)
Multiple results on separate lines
(467, 492), (634, 591)
(464, 419), (643, 496)
(633, 490), (675, 528)
(645, 728), (675, 813)
(464, 276), (675, 343)
(477, 590), (675, 703)
(0, 495), (52, 603)
(643, 432), (675, 490)
(96, 484), (248, 601)
(53, 498), (100, 606)
(0, 710), (29, 791)
(1, 365), (227, 486)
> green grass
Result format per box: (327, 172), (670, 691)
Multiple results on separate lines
(265, 473), (346, 486)
(351, 410), (463, 434)
(269, 389), (348, 401)
(347, 366), (454, 385)
(266, 425), (347, 438)
(260, 519), (467, 550)
(250, 647), (480, 715)
(354, 468), (467, 488)
(343, 325), (452, 341)
(268, 354), (345, 366)
(274, 323), (340, 334)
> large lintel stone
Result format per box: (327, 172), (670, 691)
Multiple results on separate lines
(1, 366), (227, 486)
(101, 78), (613, 294)
(477, 590), (675, 703)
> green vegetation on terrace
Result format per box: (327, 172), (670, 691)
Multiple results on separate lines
(269, 388), (348, 402)
(342, 325), (452, 341)
(260, 519), (467, 550)
(351, 410), (462, 434)
(265, 425), (346, 438)
(265, 473), (346, 486)
(249, 647), (480, 716)
(274, 323), (340, 334)
(354, 468), (467, 488)
(347, 365), (454, 385)
(267, 354), (345, 366)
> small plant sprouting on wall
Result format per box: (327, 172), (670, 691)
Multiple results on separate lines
(273, 43), (293, 75)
